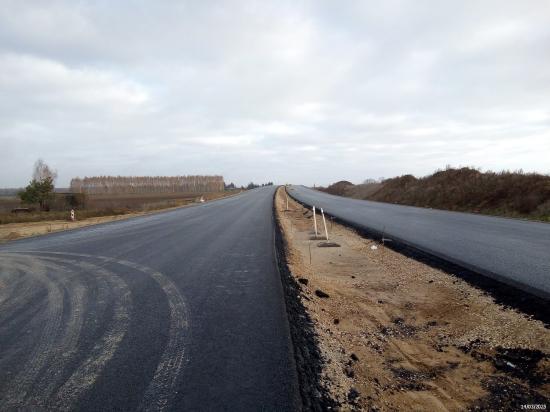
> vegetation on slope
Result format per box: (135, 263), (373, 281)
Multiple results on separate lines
(319, 167), (550, 221)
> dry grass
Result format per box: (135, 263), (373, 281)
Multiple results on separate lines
(0, 190), (240, 225)
(320, 167), (550, 221)
(0, 197), (21, 213)
(0, 190), (241, 242)
(0, 209), (129, 225)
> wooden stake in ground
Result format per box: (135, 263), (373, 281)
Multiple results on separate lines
(313, 206), (318, 238)
(321, 208), (329, 240)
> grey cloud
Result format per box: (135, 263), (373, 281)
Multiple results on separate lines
(1, 0), (549, 187)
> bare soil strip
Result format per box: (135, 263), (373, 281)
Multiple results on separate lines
(275, 187), (549, 411)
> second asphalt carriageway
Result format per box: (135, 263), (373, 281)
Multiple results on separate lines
(287, 185), (550, 300)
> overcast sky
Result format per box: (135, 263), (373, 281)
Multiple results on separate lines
(1, 1), (549, 187)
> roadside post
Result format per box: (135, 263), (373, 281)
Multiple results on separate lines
(321, 208), (329, 240)
(313, 206), (319, 238)
(70, 209), (75, 221)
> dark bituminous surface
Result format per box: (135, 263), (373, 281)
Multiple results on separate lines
(0, 187), (299, 410)
(288, 186), (550, 300)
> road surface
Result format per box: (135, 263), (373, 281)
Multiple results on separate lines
(0, 187), (299, 410)
(288, 185), (550, 299)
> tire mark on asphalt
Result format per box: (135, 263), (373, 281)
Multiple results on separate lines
(29, 257), (88, 402)
(0, 251), (188, 410)
(17, 251), (189, 411)
(35, 257), (131, 409)
(0, 256), (65, 407)
(0, 254), (133, 409)
(52, 259), (131, 410)
(0, 265), (36, 316)
(0, 265), (20, 307)
(119, 260), (188, 411)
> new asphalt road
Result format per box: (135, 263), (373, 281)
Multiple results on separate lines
(0, 187), (299, 410)
(288, 185), (550, 299)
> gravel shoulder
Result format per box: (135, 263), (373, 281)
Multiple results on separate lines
(275, 187), (549, 411)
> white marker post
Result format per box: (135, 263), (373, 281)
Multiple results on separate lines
(321, 208), (329, 241)
(286, 194), (289, 211)
(312, 206), (318, 238)
(70, 209), (75, 221)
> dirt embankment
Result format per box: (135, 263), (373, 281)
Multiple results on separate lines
(320, 167), (550, 222)
(275, 186), (549, 411)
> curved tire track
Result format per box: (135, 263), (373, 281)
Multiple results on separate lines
(0, 251), (188, 411)
(1, 256), (65, 406)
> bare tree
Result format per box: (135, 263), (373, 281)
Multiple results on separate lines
(33, 159), (58, 184)
(19, 159), (57, 210)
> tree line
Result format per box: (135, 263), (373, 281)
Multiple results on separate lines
(70, 175), (225, 194)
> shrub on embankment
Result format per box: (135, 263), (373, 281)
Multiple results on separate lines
(318, 167), (550, 221)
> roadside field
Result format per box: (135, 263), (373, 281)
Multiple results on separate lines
(0, 190), (240, 243)
(85, 191), (213, 210)
(275, 187), (549, 410)
(0, 191), (240, 225)
(0, 197), (20, 213)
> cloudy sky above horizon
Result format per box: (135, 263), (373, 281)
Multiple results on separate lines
(1, 0), (549, 187)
